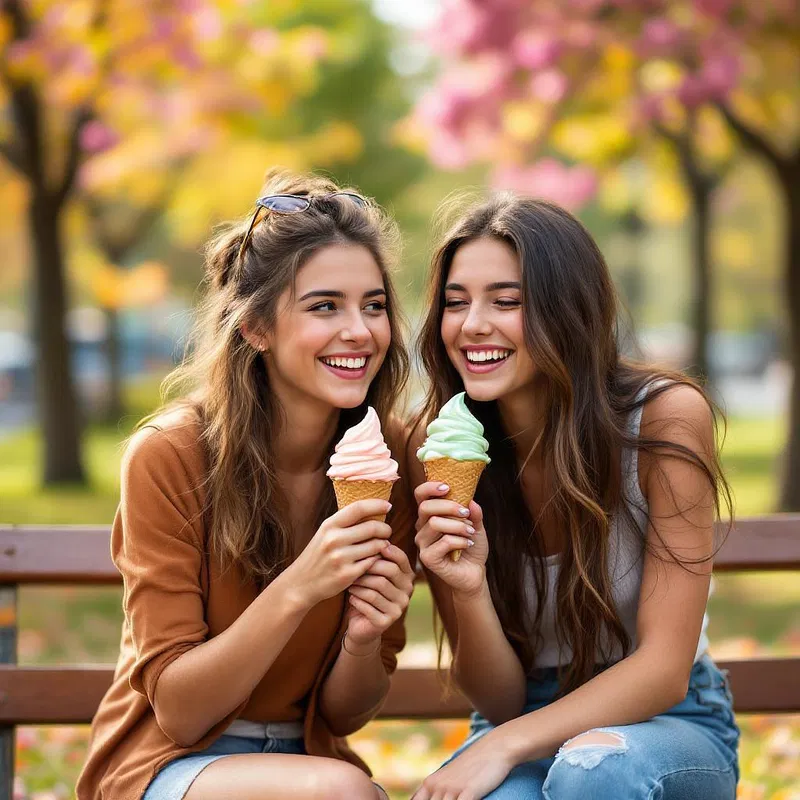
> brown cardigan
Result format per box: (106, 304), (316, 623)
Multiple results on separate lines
(76, 407), (415, 800)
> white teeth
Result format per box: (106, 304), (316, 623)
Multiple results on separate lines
(322, 356), (367, 369)
(465, 349), (511, 363)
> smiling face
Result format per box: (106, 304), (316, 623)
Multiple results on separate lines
(260, 242), (391, 412)
(440, 236), (538, 403)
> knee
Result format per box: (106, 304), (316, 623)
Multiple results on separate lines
(544, 729), (631, 800)
(318, 761), (380, 800)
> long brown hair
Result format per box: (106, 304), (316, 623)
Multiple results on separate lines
(415, 193), (731, 694)
(143, 169), (409, 586)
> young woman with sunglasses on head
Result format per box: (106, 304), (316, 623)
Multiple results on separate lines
(77, 171), (415, 800)
(408, 195), (739, 800)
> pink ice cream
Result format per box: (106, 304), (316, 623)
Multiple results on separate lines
(327, 407), (400, 482)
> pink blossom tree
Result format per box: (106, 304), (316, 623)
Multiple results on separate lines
(413, 0), (800, 508)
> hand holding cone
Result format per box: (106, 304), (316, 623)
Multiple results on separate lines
(416, 393), (490, 561)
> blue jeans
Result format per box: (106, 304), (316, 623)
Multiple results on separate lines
(446, 654), (739, 799)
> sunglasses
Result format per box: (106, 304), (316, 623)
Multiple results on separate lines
(237, 192), (369, 264)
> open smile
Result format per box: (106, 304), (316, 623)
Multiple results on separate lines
(462, 346), (514, 374)
(319, 353), (371, 381)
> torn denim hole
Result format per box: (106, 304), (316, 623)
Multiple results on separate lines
(554, 730), (628, 770)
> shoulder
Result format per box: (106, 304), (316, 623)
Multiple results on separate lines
(638, 382), (716, 494)
(640, 381), (714, 444)
(123, 405), (207, 485)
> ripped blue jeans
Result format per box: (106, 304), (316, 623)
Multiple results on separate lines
(446, 654), (739, 799)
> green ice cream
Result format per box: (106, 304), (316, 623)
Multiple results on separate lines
(417, 392), (491, 463)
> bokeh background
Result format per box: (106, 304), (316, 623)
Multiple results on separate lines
(0, 1), (798, 797)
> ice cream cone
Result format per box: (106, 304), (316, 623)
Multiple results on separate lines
(417, 393), (491, 563)
(423, 458), (485, 560)
(422, 458), (485, 507)
(332, 478), (394, 522)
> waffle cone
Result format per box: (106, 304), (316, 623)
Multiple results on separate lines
(423, 458), (486, 562)
(332, 478), (394, 522)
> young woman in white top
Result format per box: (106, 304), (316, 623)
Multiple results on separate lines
(408, 195), (739, 800)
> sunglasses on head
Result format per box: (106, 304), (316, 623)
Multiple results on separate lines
(237, 191), (369, 264)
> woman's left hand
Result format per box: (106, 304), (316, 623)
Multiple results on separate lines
(411, 731), (515, 800)
(345, 543), (415, 648)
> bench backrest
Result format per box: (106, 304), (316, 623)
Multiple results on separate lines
(1, 517), (799, 800)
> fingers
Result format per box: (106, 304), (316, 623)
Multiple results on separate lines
(415, 516), (475, 550)
(416, 499), (471, 530)
(413, 480), (452, 505)
(373, 541), (415, 575)
(468, 500), (483, 526)
(352, 573), (410, 606)
(329, 499), (392, 528)
(349, 584), (397, 615)
(343, 537), (391, 563)
(348, 593), (392, 629)
(332, 518), (392, 546)
(419, 534), (473, 565)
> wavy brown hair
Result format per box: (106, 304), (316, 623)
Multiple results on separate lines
(415, 193), (732, 694)
(142, 169), (409, 586)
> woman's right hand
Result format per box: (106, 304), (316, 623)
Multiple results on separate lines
(414, 482), (488, 598)
(287, 499), (393, 609)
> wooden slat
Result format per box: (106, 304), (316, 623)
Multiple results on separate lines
(713, 515), (800, 571)
(0, 527), (117, 584)
(1, 516), (800, 585)
(0, 659), (798, 724)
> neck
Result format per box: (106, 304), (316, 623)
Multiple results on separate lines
(270, 387), (340, 476)
(497, 378), (549, 466)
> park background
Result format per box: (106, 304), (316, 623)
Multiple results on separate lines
(0, 0), (797, 797)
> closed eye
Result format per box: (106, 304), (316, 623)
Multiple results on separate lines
(495, 298), (520, 308)
(444, 298), (469, 309)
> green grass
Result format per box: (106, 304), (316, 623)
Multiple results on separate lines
(3, 383), (799, 798)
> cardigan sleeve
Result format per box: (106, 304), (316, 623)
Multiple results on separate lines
(112, 424), (209, 707)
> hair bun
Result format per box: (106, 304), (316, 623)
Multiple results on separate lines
(207, 227), (246, 290)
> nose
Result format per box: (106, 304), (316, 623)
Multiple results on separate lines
(461, 301), (492, 337)
(340, 309), (372, 344)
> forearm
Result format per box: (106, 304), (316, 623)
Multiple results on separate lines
(499, 646), (689, 764)
(153, 568), (309, 746)
(451, 581), (527, 724)
(318, 635), (390, 736)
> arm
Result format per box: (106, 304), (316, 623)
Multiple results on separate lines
(319, 426), (418, 736)
(317, 543), (414, 736)
(413, 384), (718, 799)
(409, 430), (527, 724)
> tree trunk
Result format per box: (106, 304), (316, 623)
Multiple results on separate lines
(779, 165), (800, 510)
(29, 193), (86, 484)
(687, 180), (712, 382)
(102, 306), (125, 423)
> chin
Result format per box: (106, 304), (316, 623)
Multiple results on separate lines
(461, 377), (506, 403)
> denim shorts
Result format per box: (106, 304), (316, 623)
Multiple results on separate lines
(142, 732), (306, 800)
(142, 730), (389, 800)
(445, 654), (740, 800)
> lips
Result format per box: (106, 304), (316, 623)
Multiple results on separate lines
(318, 353), (371, 381)
(461, 346), (514, 374)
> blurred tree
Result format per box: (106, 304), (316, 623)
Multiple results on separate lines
(410, 0), (800, 507)
(0, 0), (353, 483)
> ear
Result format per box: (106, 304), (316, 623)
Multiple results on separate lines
(240, 323), (269, 353)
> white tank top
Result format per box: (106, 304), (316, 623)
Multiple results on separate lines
(522, 383), (710, 669)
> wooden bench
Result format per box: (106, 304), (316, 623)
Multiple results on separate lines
(2, 517), (800, 799)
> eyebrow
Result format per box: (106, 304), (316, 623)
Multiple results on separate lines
(297, 288), (386, 302)
(445, 281), (521, 292)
